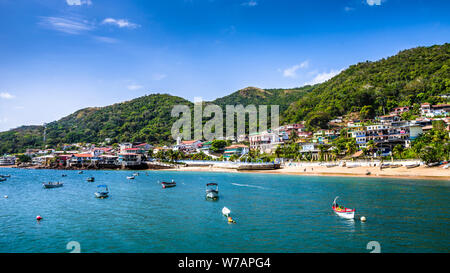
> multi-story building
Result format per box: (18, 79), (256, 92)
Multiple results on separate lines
(249, 130), (284, 154)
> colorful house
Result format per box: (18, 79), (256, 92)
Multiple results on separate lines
(223, 144), (249, 159)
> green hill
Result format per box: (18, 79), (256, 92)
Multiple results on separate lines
(284, 43), (450, 127)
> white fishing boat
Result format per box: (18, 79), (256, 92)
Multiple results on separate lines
(95, 185), (109, 198)
(332, 196), (355, 219)
(222, 207), (231, 216)
(127, 176), (135, 180)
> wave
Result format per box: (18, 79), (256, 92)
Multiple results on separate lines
(231, 183), (266, 190)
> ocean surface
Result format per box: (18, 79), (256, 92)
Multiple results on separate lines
(0, 168), (449, 253)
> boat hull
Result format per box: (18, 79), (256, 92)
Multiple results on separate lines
(43, 184), (63, 189)
(95, 192), (109, 198)
(206, 190), (219, 200)
(333, 208), (355, 219)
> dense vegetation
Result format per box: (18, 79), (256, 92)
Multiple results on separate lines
(284, 43), (450, 128)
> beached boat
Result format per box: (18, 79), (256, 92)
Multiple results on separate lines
(427, 162), (440, 167)
(206, 183), (219, 200)
(390, 164), (402, 168)
(406, 163), (420, 169)
(43, 182), (63, 189)
(332, 196), (355, 219)
(87, 177), (95, 182)
(161, 181), (176, 188)
(95, 185), (109, 198)
(126, 176), (135, 180)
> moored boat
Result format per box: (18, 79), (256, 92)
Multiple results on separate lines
(43, 182), (63, 189)
(206, 183), (219, 200)
(95, 185), (109, 198)
(0, 177), (6, 182)
(87, 177), (95, 182)
(161, 180), (176, 188)
(332, 196), (355, 219)
(126, 176), (135, 180)
(78, 171), (84, 174)
(0, 174), (11, 178)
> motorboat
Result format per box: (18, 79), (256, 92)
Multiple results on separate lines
(206, 183), (219, 200)
(43, 182), (63, 189)
(95, 185), (109, 198)
(161, 180), (176, 189)
(332, 196), (355, 219)
(87, 177), (95, 182)
(62, 174), (67, 177)
(0, 174), (11, 178)
(133, 173), (139, 176)
(126, 176), (135, 180)
(78, 171), (84, 174)
(0, 177), (6, 182)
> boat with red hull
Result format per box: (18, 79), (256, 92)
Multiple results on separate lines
(332, 196), (355, 219)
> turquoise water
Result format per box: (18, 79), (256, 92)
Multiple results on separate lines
(0, 168), (449, 253)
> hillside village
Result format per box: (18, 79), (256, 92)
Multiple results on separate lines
(1, 101), (449, 169)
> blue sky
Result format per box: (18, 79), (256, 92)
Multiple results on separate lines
(0, 0), (449, 131)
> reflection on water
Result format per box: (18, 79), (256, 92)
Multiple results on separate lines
(0, 168), (449, 253)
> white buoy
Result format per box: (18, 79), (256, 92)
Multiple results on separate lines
(360, 216), (367, 222)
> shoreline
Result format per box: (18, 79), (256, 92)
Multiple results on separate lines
(165, 165), (450, 181)
(2, 164), (449, 181)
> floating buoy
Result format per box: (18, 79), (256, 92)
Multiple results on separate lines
(36, 215), (43, 221)
(360, 216), (367, 222)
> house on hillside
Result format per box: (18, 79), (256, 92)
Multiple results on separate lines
(223, 144), (249, 159)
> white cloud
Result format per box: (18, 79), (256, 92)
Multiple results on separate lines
(0, 117), (8, 123)
(127, 84), (143, 90)
(0, 92), (15, 99)
(152, 73), (167, 81)
(283, 61), (309, 78)
(242, 1), (258, 7)
(39, 16), (93, 34)
(304, 69), (342, 85)
(94, 36), (119, 43)
(102, 18), (139, 29)
(66, 0), (92, 6)
(366, 0), (381, 6)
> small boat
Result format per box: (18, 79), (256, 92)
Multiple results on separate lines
(62, 174), (67, 177)
(0, 174), (11, 178)
(406, 163), (420, 169)
(0, 178), (6, 182)
(206, 183), (219, 200)
(133, 173), (139, 176)
(95, 185), (109, 198)
(365, 170), (371, 175)
(43, 182), (63, 189)
(87, 177), (95, 182)
(78, 171), (84, 174)
(126, 176), (135, 180)
(222, 207), (231, 217)
(427, 162), (440, 167)
(161, 180), (176, 188)
(332, 196), (355, 220)
(390, 164), (402, 168)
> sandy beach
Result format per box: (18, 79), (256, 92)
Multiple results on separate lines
(169, 165), (450, 181)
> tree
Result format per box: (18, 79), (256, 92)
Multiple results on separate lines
(359, 105), (375, 120)
(17, 154), (32, 163)
(211, 140), (227, 153)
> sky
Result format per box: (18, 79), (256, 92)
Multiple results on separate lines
(0, 0), (449, 131)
